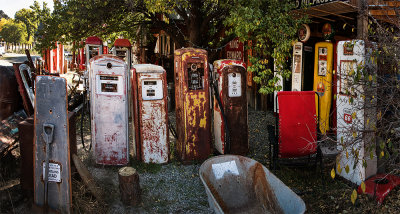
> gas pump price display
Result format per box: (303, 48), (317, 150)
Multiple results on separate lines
(142, 79), (163, 100)
(96, 75), (123, 95)
(318, 47), (328, 76)
(228, 72), (242, 97)
(188, 63), (204, 90)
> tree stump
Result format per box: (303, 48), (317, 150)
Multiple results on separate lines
(118, 167), (141, 206)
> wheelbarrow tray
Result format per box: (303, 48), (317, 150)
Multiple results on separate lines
(199, 155), (305, 214)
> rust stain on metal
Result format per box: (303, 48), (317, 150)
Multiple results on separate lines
(213, 60), (248, 155)
(133, 65), (169, 164)
(90, 55), (129, 165)
(251, 163), (283, 214)
(174, 48), (211, 162)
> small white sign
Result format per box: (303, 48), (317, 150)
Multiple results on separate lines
(212, 160), (239, 180)
(228, 73), (241, 97)
(43, 163), (61, 183)
(142, 79), (163, 100)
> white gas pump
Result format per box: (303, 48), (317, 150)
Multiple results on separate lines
(273, 58), (284, 113)
(89, 55), (129, 165)
(291, 42), (304, 91)
(336, 40), (377, 184)
(112, 39), (133, 118)
(132, 64), (169, 163)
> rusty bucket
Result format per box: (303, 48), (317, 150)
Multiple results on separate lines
(199, 155), (305, 214)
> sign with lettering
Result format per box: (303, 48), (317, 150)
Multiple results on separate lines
(294, 0), (345, 9)
(42, 162), (61, 183)
(225, 38), (244, 62)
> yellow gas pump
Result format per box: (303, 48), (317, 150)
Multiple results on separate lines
(313, 42), (333, 134)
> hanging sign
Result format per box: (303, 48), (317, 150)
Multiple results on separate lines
(298, 24), (311, 43)
(225, 38), (244, 62)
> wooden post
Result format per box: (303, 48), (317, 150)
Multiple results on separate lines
(357, 0), (368, 40)
(72, 154), (105, 202)
(118, 167), (141, 206)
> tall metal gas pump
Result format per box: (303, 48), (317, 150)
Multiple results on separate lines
(174, 48), (212, 162)
(89, 55), (129, 165)
(112, 39), (132, 70)
(213, 59), (248, 155)
(112, 39), (133, 117)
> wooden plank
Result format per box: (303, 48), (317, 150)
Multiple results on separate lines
(34, 76), (72, 213)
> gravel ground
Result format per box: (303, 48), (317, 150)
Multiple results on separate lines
(2, 103), (399, 213)
(73, 107), (273, 213)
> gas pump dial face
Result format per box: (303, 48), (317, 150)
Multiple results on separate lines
(187, 63), (204, 90)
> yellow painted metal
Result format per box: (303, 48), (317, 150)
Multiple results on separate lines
(313, 42), (333, 134)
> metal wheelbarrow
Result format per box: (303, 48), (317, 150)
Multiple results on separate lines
(199, 155), (305, 214)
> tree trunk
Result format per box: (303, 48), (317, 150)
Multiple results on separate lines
(118, 167), (141, 206)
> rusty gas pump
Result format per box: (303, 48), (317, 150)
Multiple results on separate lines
(213, 60), (248, 155)
(174, 48), (211, 162)
(89, 55), (129, 165)
(131, 64), (169, 163)
(112, 39), (132, 70)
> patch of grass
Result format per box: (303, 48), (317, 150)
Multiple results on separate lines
(130, 159), (162, 174)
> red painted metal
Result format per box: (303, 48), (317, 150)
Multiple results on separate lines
(224, 38), (244, 62)
(132, 64), (169, 163)
(85, 36), (103, 45)
(114, 39), (132, 47)
(78, 47), (85, 70)
(277, 91), (318, 158)
(358, 174), (400, 204)
(213, 60), (248, 155)
(174, 48), (211, 162)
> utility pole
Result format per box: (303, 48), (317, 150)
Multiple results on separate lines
(357, 0), (369, 40)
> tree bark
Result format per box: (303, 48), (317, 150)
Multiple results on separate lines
(118, 167), (141, 206)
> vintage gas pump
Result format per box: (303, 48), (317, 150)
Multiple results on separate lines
(336, 40), (377, 184)
(131, 64), (169, 163)
(313, 41), (333, 134)
(85, 36), (103, 69)
(213, 60), (248, 155)
(174, 48), (211, 162)
(292, 42), (304, 91)
(112, 39), (132, 70)
(112, 39), (133, 117)
(89, 55), (129, 165)
(273, 58), (283, 114)
(84, 36), (103, 96)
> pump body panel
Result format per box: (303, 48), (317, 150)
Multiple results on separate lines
(174, 48), (211, 162)
(132, 64), (169, 163)
(313, 42), (333, 134)
(213, 60), (248, 155)
(90, 55), (129, 165)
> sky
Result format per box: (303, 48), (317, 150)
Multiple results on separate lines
(0, 0), (54, 18)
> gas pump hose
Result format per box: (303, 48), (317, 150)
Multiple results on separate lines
(212, 81), (231, 154)
(80, 82), (92, 152)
